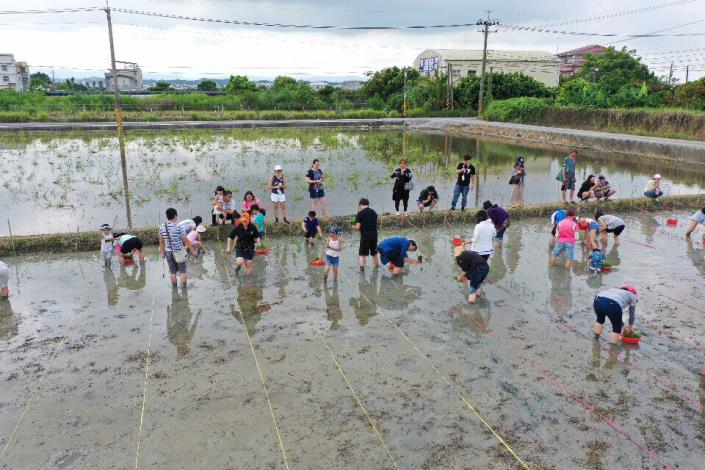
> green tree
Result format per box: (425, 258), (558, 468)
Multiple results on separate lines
(29, 72), (52, 91)
(224, 75), (256, 94)
(148, 80), (174, 92)
(456, 72), (553, 111)
(666, 77), (705, 111)
(271, 76), (297, 92)
(292, 81), (315, 109)
(573, 47), (659, 96)
(197, 80), (217, 91)
(362, 67), (420, 103)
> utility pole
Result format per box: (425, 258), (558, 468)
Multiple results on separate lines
(685, 65), (689, 84)
(447, 63), (454, 109)
(403, 67), (408, 117)
(104, 0), (132, 229)
(477, 11), (499, 115)
(668, 62), (674, 86)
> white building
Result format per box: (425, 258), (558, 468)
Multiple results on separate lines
(105, 62), (143, 92)
(0, 54), (29, 91)
(413, 49), (560, 88)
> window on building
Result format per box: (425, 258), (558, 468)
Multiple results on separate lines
(2, 76), (9, 82)
(467, 70), (476, 76)
(1, 65), (7, 71)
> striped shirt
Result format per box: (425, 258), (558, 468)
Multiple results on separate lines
(160, 222), (185, 252)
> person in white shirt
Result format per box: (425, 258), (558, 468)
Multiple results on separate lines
(469, 210), (496, 260)
(177, 216), (203, 235)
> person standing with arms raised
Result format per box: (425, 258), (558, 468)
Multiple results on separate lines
(560, 149), (578, 204)
(354, 198), (379, 270)
(451, 154), (476, 211)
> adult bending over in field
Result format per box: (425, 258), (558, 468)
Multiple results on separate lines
(593, 286), (638, 344)
(454, 246), (490, 304)
(596, 211), (625, 245)
(483, 200), (510, 242)
(376, 237), (421, 275)
(470, 209), (495, 260)
(114, 232), (146, 265)
(685, 207), (705, 242)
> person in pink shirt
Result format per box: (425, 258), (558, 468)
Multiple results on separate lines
(550, 209), (579, 269)
(187, 224), (206, 256)
(242, 191), (263, 214)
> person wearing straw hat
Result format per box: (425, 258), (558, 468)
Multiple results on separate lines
(593, 286), (638, 344)
(98, 223), (114, 267)
(454, 246), (490, 304)
(186, 223), (207, 256)
(226, 212), (261, 275)
(269, 164), (290, 224)
(643, 174), (664, 199)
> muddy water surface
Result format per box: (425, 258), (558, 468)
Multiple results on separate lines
(0, 210), (704, 468)
(2, 129), (705, 236)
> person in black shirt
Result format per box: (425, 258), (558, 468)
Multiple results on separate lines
(454, 246), (490, 304)
(354, 198), (379, 269)
(226, 212), (261, 275)
(417, 186), (439, 212)
(390, 159), (413, 216)
(451, 154), (476, 211)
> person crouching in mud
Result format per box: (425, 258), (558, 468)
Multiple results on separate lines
(376, 236), (421, 275)
(454, 246), (490, 304)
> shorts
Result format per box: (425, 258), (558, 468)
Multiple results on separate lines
(561, 179), (576, 191)
(271, 192), (286, 203)
(606, 225), (625, 236)
(378, 249), (403, 268)
(417, 199), (433, 208)
(594, 296), (623, 333)
(0, 263), (9, 290)
(236, 249), (254, 261)
(165, 251), (186, 274)
(359, 237), (378, 256)
(309, 188), (325, 199)
(467, 264), (490, 294)
(304, 230), (317, 239)
(120, 237), (143, 254)
(588, 222), (600, 233)
(325, 255), (340, 266)
(551, 242), (575, 260)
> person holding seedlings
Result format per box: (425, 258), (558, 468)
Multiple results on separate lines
(159, 208), (191, 287)
(305, 159), (328, 218)
(451, 154), (476, 211)
(269, 165), (289, 224)
(391, 159), (413, 216)
(99, 223), (114, 267)
(242, 191), (264, 214)
(578, 175), (596, 201)
(483, 200), (510, 242)
(211, 185), (224, 225)
(226, 212), (261, 275)
(593, 286), (638, 344)
(509, 156), (526, 207)
(643, 174), (664, 199)
(580, 217), (600, 250)
(177, 216), (203, 235)
(560, 148), (578, 204)
(187, 224), (206, 256)
(324, 227), (343, 281)
(376, 237), (421, 275)
(0, 260), (9, 298)
(685, 207), (705, 242)
(549, 208), (568, 248)
(596, 211), (626, 245)
(454, 246), (490, 304)
(114, 232), (145, 265)
(593, 176), (616, 200)
(551, 209), (579, 269)
(470, 209), (496, 260)
(354, 198), (379, 269)
(250, 204), (266, 238)
(417, 185), (439, 212)
(302, 210), (323, 245)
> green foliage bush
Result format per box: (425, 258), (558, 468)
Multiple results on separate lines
(481, 97), (550, 123)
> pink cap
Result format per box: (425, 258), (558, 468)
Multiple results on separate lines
(622, 285), (637, 295)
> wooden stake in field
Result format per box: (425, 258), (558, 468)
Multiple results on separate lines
(7, 219), (16, 257)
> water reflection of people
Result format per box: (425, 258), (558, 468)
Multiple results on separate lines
(449, 300), (492, 337)
(639, 216), (659, 245)
(686, 240), (705, 276)
(103, 268), (119, 305)
(167, 288), (201, 357)
(605, 245), (622, 270)
(548, 265), (573, 318)
(350, 269), (380, 325)
(375, 275), (422, 311)
(234, 279), (271, 337)
(304, 244), (323, 298)
(505, 226), (523, 274)
(489, 243), (508, 282)
(324, 282), (343, 330)
(118, 262), (146, 290)
(0, 299), (18, 341)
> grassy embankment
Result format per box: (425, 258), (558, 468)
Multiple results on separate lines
(481, 97), (705, 141)
(1, 194), (703, 256)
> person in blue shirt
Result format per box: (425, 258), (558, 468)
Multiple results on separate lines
(589, 248), (604, 273)
(301, 210), (323, 245)
(593, 175), (616, 200)
(376, 237), (421, 275)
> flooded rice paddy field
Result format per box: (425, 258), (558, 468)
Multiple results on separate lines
(2, 128), (705, 236)
(1, 211), (704, 469)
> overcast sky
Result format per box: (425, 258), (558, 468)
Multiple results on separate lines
(1, 0), (704, 82)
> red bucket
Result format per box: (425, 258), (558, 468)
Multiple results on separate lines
(666, 218), (678, 227)
(388, 262), (397, 271)
(579, 221), (589, 231)
(621, 334), (641, 345)
(452, 238), (463, 247)
(255, 247), (269, 255)
(311, 259), (325, 267)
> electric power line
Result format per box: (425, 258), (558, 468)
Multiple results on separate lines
(0, 7), (102, 15)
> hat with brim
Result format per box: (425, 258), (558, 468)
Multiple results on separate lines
(99, 224), (112, 231)
(653, 174), (662, 179)
(196, 224), (207, 233)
